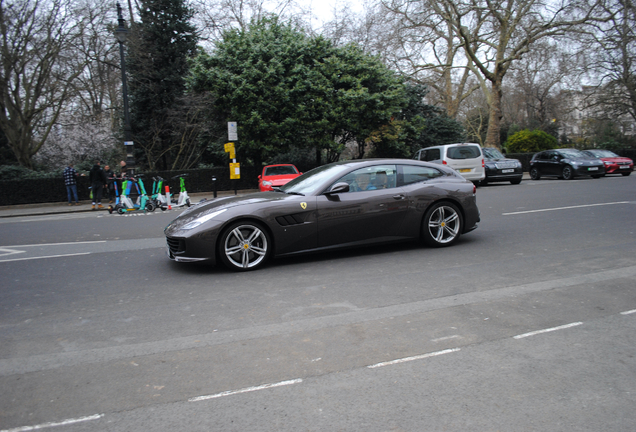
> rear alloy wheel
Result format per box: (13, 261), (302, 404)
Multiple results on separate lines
(529, 167), (540, 180)
(422, 202), (463, 247)
(219, 221), (271, 271)
(562, 165), (574, 180)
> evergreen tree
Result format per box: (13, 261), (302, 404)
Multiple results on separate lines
(127, 0), (198, 170)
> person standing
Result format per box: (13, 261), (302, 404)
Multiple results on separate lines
(103, 165), (116, 203)
(89, 160), (107, 210)
(63, 163), (80, 205)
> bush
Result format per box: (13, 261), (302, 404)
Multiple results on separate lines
(505, 129), (558, 153)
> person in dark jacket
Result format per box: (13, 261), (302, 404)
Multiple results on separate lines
(103, 165), (116, 203)
(89, 161), (107, 210)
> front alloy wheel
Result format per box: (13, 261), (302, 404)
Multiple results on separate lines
(219, 222), (271, 271)
(422, 202), (462, 247)
(562, 165), (574, 180)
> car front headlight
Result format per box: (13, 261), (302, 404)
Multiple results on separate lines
(181, 208), (227, 230)
(262, 180), (273, 186)
(603, 161), (612, 165)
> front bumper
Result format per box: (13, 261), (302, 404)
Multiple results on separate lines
(573, 165), (605, 176)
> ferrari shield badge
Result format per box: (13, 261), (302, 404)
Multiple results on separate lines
(300, 202), (307, 210)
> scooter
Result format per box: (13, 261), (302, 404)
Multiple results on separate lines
(150, 176), (169, 211)
(170, 174), (191, 208)
(109, 174), (156, 214)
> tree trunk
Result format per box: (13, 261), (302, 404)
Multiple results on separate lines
(484, 77), (503, 149)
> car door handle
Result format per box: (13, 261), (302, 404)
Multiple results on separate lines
(393, 194), (405, 200)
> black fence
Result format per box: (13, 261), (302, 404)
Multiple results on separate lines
(0, 166), (259, 206)
(2, 149), (635, 206)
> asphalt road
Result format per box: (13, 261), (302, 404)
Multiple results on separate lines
(1, 175), (635, 431)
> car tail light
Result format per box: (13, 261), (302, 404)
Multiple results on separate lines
(482, 159), (485, 167)
(473, 184), (477, 194)
(442, 160), (447, 165)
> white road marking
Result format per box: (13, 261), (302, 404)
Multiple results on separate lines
(513, 322), (583, 339)
(0, 414), (103, 432)
(621, 309), (636, 315)
(0, 252), (91, 263)
(188, 379), (303, 402)
(2, 240), (106, 248)
(502, 201), (629, 216)
(0, 247), (25, 258)
(367, 348), (460, 369)
(431, 335), (461, 343)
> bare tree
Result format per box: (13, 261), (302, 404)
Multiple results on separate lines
(0, 0), (96, 168)
(191, 0), (299, 45)
(382, 0), (480, 118)
(385, 0), (608, 149)
(587, 0), (636, 122)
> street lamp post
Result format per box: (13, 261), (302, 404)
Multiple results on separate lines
(115, 3), (134, 176)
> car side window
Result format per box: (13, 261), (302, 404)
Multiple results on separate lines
(423, 148), (440, 162)
(399, 165), (444, 186)
(334, 165), (397, 192)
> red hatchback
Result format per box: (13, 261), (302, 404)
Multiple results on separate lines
(583, 149), (633, 176)
(258, 164), (302, 191)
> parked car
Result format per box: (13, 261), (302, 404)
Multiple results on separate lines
(582, 149), (633, 176)
(165, 159), (480, 271)
(413, 143), (485, 184)
(258, 164), (302, 191)
(481, 147), (523, 185)
(529, 149), (605, 180)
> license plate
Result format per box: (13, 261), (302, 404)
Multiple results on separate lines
(502, 169), (514, 173)
(620, 165), (629, 169)
(588, 167), (598, 171)
(459, 169), (471, 173)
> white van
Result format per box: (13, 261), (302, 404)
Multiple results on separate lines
(413, 143), (485, 183)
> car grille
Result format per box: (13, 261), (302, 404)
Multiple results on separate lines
(617, 161), (630, 165)
(495, 162), (517, 169)
(166, 237), (185, 255)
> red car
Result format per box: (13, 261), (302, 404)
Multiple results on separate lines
(583, 149), (633, 176)
(258, 164), (302, 191)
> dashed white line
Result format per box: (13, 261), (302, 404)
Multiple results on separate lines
(0, 414), (103, 432)
(431, 335), (461, 343)
(188, 379), (303, 402)
(513, 322), (583, 339)
(367, 348), (460, 369)
(621, 309), (636, 315)
(502, 201), (629, 216)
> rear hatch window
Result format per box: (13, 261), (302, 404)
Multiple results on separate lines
(446, 146), (481, 159)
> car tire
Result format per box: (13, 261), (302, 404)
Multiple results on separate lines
(421, 202), (463, 247)
(510, 178), (522, 185)
(562, 166), (574, 180)
(529, 167), (540, 180)
(218, 221), (271, 271)
(622, 172), (631, 176)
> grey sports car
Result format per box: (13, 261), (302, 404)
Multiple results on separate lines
(165, 159), (480, 271)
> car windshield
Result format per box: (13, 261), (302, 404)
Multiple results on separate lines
(586, 150), (618, 158)
(264, 165), (298, 176)
(559, 149), (587, 159)
(483, 148), (504, 159)
(279, 163), (351, 195)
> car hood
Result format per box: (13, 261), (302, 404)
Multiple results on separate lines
(599, 157), (632, 163)
(564, 157), (603, 164)
(165, 192), (297, 232)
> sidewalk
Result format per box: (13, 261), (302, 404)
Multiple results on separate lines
(0, 189), (260, 218)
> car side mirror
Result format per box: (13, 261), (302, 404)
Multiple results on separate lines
(258, 175), (262, 179)
(325, 182), (349, 195)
